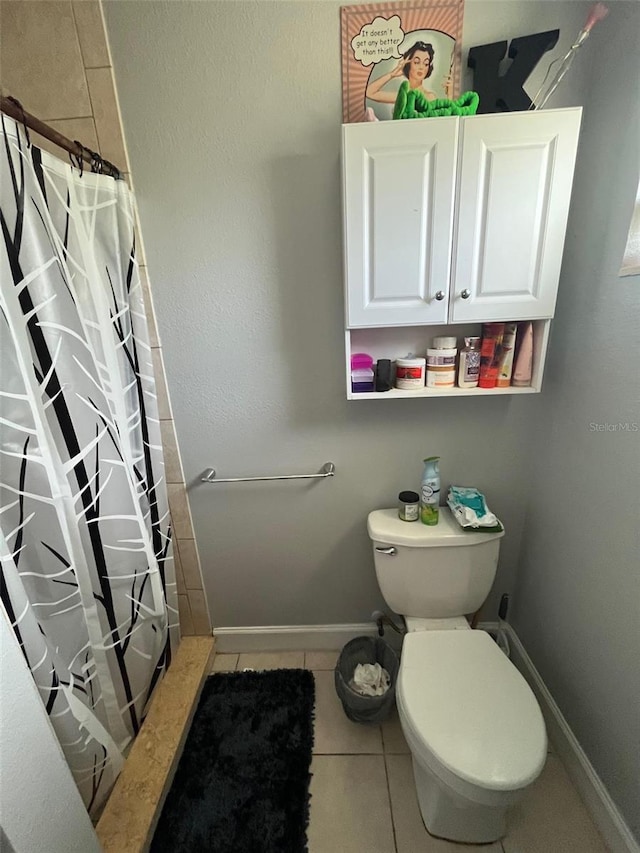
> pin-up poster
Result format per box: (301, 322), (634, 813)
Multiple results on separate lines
(341, 0), (465, 123)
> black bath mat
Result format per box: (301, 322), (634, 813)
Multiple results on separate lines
(150, 668), (315, 853)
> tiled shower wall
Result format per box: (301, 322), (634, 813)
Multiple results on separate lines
(0, 0), (211, 636)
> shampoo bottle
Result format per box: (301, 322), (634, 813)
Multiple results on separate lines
(421, 457), (440, 526)
(478, 323), (505, 388)
(512, 322), (533, 387)
(497, 323), (518, 388)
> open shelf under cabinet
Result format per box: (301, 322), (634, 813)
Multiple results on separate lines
(345, 320), (550, 400)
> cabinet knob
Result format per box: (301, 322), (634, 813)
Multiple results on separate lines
(461, 289), (471, 299)
(435, 290), (445, 301)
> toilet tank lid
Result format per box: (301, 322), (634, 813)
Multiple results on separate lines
(367, 508), (504, 547)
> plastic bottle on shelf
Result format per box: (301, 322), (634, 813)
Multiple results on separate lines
(497, 324), (518, 388)
(420, 456), (440, 525)
(478, 323), (505, 388)
(457, 336), (481, 388)
(512, 322), (534, 386)
(426, 337), (457, 388)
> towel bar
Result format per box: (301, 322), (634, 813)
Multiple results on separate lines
(200, 462), (335, 484)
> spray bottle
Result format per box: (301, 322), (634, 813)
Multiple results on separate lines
(420, 457), (440, 525)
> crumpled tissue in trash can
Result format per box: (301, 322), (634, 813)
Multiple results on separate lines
(349, 662), (391, 697)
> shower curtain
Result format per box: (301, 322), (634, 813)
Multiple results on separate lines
(0, 117), (179, 816)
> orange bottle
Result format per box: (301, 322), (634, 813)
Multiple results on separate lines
(478, 323), (505, 389)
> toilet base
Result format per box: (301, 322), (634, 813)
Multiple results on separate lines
(412, 756), (508, 844)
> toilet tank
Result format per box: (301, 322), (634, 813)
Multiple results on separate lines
(368, 508), (504, 618)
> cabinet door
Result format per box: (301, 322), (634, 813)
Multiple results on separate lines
(343, 119), (458, 327)
(451, 109), (581, 323)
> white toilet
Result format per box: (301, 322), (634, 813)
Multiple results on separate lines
(368, 508), (547, 844)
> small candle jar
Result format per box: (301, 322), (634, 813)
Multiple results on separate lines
(398, 491), (420, 522)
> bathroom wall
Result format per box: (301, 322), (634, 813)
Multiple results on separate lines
(510, 2), (640, 838)
(103, 0), (589, 629)
(0, 0), (210, 635)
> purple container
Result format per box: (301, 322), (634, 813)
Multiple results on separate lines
(351, 367), (374, 393)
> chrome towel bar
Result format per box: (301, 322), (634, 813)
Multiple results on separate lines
(200, 462), (335, 484)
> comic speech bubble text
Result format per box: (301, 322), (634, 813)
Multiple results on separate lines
(350, 16), (405, 67)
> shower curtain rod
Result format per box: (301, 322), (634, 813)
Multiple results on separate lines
(1, 95), (122, 179)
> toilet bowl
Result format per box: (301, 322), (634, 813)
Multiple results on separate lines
(368, 508), (547, 843)
(397, 626), (546, 843)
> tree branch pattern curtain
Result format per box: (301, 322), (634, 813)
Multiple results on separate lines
(0, 117), (179, 816)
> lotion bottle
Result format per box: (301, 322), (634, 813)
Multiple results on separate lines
(421, 457), (440, 526)
(497, 324), (518, 388)
(458, 337), (481, 388)
(512, 322), (533, 387)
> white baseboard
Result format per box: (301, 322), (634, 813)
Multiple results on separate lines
(212, 622), (379, 653)
(498, 622), (639, 853)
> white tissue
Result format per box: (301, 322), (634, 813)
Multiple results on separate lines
(349, 662), (391, 697)
(452, 504), (498, 528)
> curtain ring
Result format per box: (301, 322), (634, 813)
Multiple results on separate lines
(84, 146), (103, 174)
(7, 96), (31, 148)
(70, 142), (85, 177)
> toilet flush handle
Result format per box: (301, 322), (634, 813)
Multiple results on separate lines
(375, 546), (397, 556)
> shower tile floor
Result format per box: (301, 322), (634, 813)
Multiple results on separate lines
(211, 651), (609, 853)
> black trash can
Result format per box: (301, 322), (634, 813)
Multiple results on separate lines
(334, 636), (400, 723)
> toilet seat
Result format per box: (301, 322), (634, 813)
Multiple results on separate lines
(397, 630), (547, 805)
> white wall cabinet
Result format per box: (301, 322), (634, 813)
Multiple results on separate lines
(342, 108), (581, 399)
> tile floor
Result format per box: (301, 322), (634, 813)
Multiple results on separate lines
(210, 651), (608, 853)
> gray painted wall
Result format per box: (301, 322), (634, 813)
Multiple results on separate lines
(510, 2), (640, 837)
(104, 0), (588, 629)
(105, 0), (639, 836)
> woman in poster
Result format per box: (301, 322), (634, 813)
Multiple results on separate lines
(366, 39), (452, 105)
